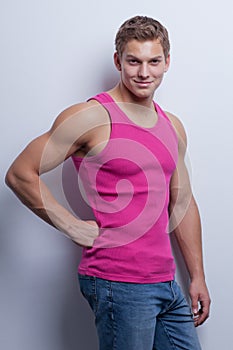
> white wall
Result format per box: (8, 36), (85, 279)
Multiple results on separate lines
(1, 1), (232, 349)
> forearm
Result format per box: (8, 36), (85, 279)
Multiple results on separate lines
(170, 195), (205, 281)
(170, 195), (211, 325)
(5, 169), (98, 246)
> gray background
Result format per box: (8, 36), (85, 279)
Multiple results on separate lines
(1, 0), (232, 349)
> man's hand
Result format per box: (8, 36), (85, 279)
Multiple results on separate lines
(189, 279), (211, 327)
(71, 220), (99, 248)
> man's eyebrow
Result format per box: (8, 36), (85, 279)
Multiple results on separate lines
(126, 54), (139, 59)
(149, 55), (163, 59)
(126, 54), (163, 59)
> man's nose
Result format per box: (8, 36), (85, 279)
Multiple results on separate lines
(138, 63), (149, 78)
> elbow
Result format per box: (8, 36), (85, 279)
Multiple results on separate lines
(5, 165), (27, 197)
(5, 165), (40, 209)
(5, 158), (39, 189)
(170, 184), (193, 211)
(5, 166), (17, 190)
(5, 164), (33, 193)
(169, 188), (194, 225)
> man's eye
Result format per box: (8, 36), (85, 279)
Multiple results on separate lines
(151, 60), (161, 65)
(129, 59), (139, 65)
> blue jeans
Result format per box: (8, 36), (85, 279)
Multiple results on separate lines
(78, 275), (202, 350)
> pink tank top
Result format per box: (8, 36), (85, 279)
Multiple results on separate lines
(72, 92), (178, 283)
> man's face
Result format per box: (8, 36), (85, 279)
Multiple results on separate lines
(114, 39), (170, 101)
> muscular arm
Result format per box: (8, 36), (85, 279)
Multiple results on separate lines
(5, 102), (101, 247)
(167, 112), (211, 326)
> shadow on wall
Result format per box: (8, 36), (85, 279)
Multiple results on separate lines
(0, 180), (98, 350)
(100, 64), (119, 92)
(62, 158), (96, 221)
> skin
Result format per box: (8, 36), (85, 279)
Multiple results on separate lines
(5, 38), (210, 327)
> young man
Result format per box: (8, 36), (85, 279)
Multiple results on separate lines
(5, 15), (210, 350)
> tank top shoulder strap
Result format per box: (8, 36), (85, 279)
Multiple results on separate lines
(88, 92), (113, 104)
(154, 102), (172, 123)
(87, 92), (122, 124)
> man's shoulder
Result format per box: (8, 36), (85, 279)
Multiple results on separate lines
(51, 98), (108, 130)
(58, 99), (102, 118)
(164, 111), (182, 126)
(163, 111), (187, 143)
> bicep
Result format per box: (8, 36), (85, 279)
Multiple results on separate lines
(170, 156), (191, 204)
(9, 110), (84, 178)
(8, 131), (77, 183)
(167, 113), (192, 204)
(169, 147), (193, 229)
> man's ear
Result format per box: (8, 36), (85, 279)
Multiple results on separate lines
(114, 52), (121, 71)
(164, 54), (170, 73)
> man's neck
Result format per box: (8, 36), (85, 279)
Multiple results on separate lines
(108, 83), (155, 109)
(107, 84), (158, 127)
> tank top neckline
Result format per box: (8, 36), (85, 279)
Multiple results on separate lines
(93, 92), (162, 131)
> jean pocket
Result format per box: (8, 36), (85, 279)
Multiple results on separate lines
(78, 274), (98, 315)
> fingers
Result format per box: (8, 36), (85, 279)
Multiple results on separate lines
(190, 281), (211, 327)
(86, 220), (99, 228)
(191, 296), (211, 327)
(191, 297), (200, 327)
(191, 295), (199, 319)
(71, 220), (99, 248)
(194, 298), (211, 327)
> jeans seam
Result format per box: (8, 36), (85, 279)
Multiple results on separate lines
(163, 280), (177, 313)
(93, 277), (98, 316)
(158, 318), (177, 350)
(107, 281), (117, 350)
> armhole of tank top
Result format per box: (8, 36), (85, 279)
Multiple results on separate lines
(71, 93), (113, 162)
(154, 102), (171, 122)
(155, 102), (179, 144)
(87, 93), (115, 133)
